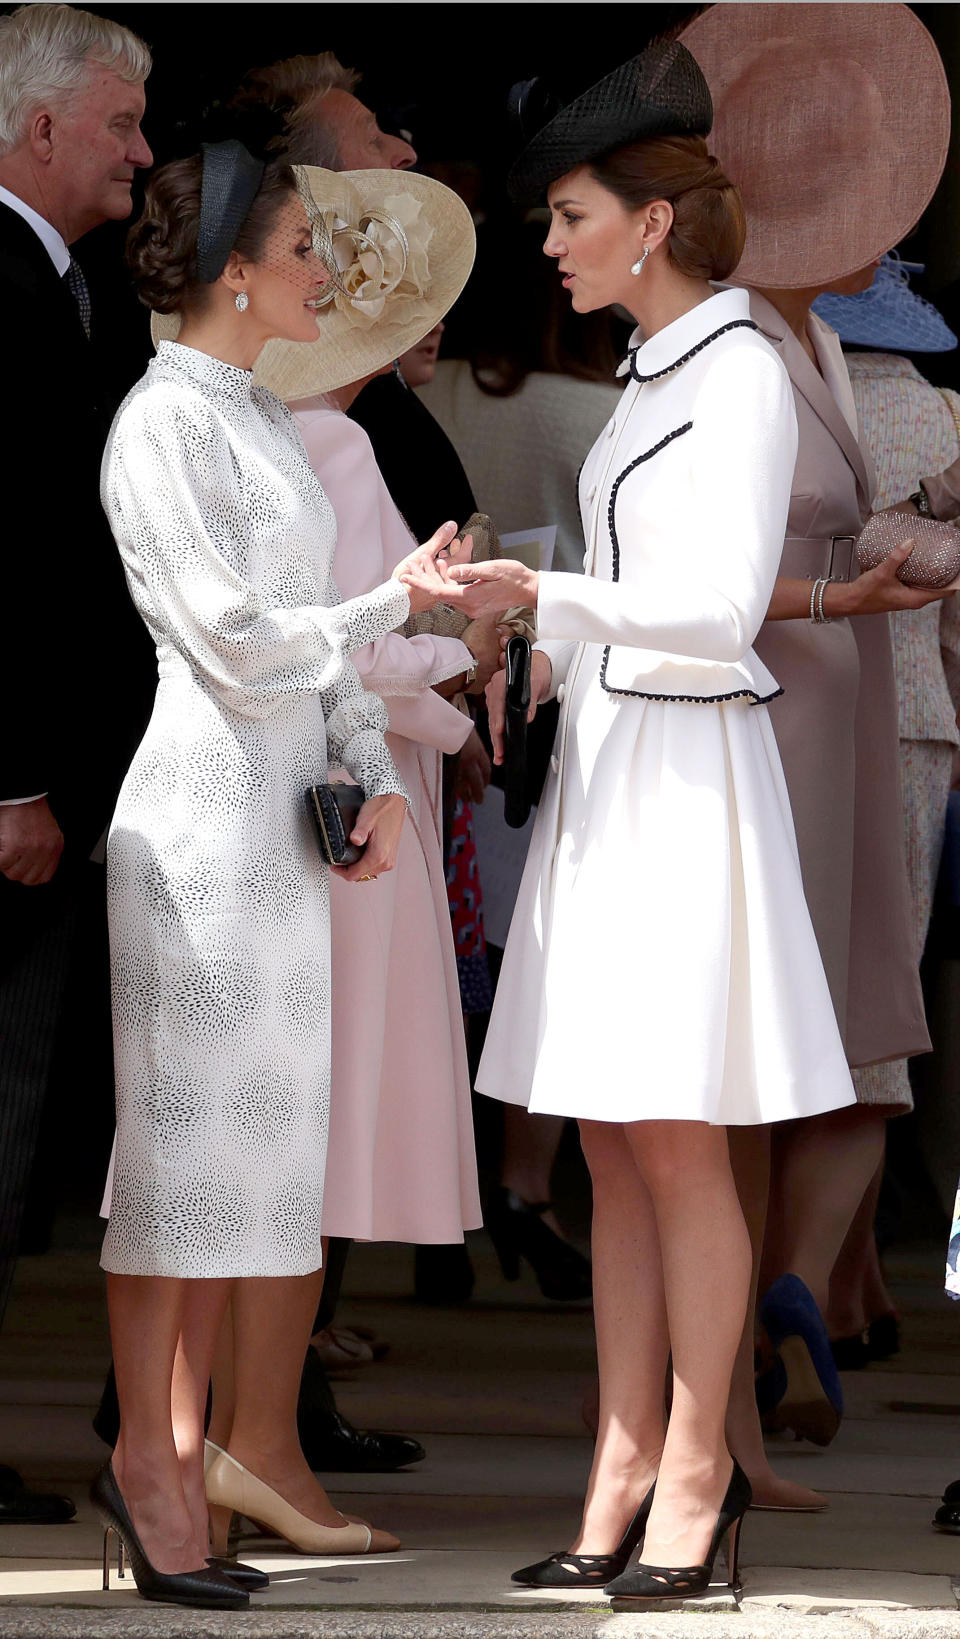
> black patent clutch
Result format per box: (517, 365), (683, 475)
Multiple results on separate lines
(503, 635), (532, 830)
(305, 782), (365, 866)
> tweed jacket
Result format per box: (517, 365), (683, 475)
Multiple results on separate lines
(846, 351), (960, 747)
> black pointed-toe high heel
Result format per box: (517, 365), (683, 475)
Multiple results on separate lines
(206, 1556), (270, 1591)
(604, 1461), (751, 1602)
(512, 1484), (655, 1587)
(92, 1464), (249, 1609)
(487, 1186), (592, 1302)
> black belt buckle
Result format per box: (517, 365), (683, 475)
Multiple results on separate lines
(828, 536), (856, 582)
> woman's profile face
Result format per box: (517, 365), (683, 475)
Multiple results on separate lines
(543, 165), (646, 315)
(241, 196), (330, 344)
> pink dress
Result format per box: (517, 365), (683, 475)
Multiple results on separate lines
(293, 400), (482, 1243)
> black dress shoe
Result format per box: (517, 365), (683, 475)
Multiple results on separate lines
(0, 1468), (75, 1524)
(299, 1409), (425, 1473)
(297, 1344), (425, 1473)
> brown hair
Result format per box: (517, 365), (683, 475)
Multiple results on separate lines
(590, 135), (745, 282)
(126, 155), (298, 314)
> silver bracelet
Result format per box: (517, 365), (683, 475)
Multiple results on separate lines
(812, 576), (836, 624)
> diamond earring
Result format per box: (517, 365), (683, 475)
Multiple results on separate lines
(235, 291), (249, 313)
(631, 247), (650, 276)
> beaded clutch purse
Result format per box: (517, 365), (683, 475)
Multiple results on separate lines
(855, 512), (960, 589)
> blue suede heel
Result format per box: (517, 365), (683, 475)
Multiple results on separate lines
(759, 1274), (843, 1447)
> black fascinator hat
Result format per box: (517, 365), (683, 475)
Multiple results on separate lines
(507, 41), (712, 206)
(172, 103), (290, 284)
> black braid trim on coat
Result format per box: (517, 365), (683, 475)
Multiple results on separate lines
(598, 419), (783, 706)
(624, 318), (758, 384)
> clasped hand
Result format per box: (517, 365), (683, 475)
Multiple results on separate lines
(391, 520), (473, 613)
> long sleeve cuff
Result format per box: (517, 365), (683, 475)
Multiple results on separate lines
(339, 580), (410, 653)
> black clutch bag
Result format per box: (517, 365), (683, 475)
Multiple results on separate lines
(305, 782), (366, 866)
(503, 635), (532, 830)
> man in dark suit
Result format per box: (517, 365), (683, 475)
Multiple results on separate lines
(0, 2), (153, 1522)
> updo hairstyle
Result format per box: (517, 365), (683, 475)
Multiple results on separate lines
(126, 156), (298, 314)
(590, 135), (745, 282)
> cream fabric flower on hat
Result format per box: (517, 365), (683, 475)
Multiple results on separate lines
(314, 178), (435, 328)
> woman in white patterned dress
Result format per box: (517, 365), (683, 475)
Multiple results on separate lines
(95, 147), (461, 1606)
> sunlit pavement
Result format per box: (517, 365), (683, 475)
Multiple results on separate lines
(0, 1228), (959, 1636)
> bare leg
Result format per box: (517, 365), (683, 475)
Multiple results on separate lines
(207, 1292), (237, 1452)
(725, 1127), (824, 1510)
(772, 1107), (887, 1311)
(826, 1156), (888, 1338)
(171, 1278), (233, 1552)
(501, 1105), (567, 1235)
(214, 1271), (398, 1550)
(628, 1121), (751, 1569)
(570, 1120), (666, 1554)
(108, 1273), (204, 1573)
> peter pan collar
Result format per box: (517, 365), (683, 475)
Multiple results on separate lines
(617, 286), (755, 383)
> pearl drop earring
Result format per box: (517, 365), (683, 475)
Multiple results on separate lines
(630, 247), (650, 277)
(235, 291), (249, 313)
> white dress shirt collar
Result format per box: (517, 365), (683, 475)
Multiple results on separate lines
(0, 183), (70, 277)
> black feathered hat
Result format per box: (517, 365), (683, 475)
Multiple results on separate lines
(507, 41), (713, 206)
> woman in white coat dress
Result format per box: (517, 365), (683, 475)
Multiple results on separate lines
(443, 45), (855, 1602)
(96, 147), (463, 1606)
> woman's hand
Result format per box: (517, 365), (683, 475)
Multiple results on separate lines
(445, 559), (539, 619)
(456, 728), (492, 804)
(393, 522), (473, 614)
(830, 539), (959, 616)
(462, 615), (509, 693)
(333, 792), (407, 883)
(485, 648), (553, 766)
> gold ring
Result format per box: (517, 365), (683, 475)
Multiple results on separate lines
(359, 874), (374, 881)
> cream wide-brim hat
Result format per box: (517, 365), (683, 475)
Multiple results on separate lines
(681, 3), (950, 290)
(151, 166), (476, 398)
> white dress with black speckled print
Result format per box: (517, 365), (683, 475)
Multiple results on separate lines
(99, 340), (409, 1278)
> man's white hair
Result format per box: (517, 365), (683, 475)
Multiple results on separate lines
(0, 3), (151, 157)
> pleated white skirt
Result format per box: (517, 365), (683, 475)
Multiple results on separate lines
(476, 645), (855, 1126)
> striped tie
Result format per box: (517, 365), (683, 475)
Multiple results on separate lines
(64, 254), (91, 339)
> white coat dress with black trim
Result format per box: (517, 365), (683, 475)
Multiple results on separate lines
(475, 287), (856, 1126)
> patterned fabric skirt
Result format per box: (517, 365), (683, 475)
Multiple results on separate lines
(446, 797), (493, 1015)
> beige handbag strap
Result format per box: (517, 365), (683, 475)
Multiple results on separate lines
(938, 387), (960, 457)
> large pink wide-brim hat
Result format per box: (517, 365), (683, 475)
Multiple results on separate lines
(681, 3), (950, 290)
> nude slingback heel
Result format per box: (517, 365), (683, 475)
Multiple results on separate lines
(204, 1441), (397, 1555)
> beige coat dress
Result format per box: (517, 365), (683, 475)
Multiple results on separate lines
(749, 293), (930, 1081)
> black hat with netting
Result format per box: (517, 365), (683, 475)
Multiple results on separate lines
(507, 42), (713, 206)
